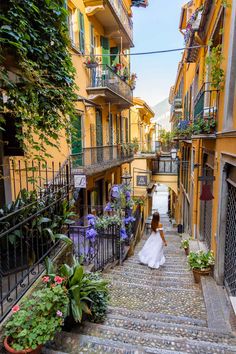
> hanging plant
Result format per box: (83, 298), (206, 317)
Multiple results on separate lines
(206, 44), (225, 90)
(0, 0), (77, 160)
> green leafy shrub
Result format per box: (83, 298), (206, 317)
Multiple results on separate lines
(4, 282), (69, 351)
(46, 258), (109, 323)
(180, 239), (189, 250)
(188, 250), (215, 270)
(86, 273), (109, 323)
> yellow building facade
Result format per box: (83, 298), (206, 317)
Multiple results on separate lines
(171, 0), (236, 292)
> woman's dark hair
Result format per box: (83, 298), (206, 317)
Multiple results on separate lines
(151, 212), (160, 232)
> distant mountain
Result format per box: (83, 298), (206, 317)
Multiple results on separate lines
(151, 98), (171, 131)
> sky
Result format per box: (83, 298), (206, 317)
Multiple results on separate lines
(131, 0), (186, 107)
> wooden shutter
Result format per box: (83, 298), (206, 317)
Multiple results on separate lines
(78, 11), (85, 54)
(100, 36), (110, 66)
(90, 25), (95, 55)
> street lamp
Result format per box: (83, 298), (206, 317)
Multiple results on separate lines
(122, 171), (132, 186)
(171, 148), (177, 160)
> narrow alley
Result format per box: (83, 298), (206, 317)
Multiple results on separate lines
(44, 215), (236, 353)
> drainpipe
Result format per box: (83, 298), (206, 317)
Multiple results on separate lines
(194, 139), (202, 240)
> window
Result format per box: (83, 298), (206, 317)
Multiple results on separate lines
(68, 8), (75, 45)
(78, 11), (85, 54)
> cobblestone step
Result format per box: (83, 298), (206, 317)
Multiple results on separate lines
(107, 306), (208, 327)
(104, 273), (198, 290)
(124, 261), (190, 270)
(107, 268), (194, 282)
(116, 265), (191, 276)
(45, 332), (183, 354)
(76, 322), (236, 354)
(109, 282), (206, 320)
(103, 313), (236, 345)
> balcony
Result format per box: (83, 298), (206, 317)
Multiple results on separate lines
(87, 64), (133, 108)
(71, 145), (134, 175)
(83, 0), (133, 48)
(193, 82), (219, 137)
(152, 157), (178, 175)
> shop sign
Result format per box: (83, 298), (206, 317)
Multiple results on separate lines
(74, 174), (86, 188)
(137, 175), (148, 186)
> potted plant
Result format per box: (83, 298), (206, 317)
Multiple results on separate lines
(84, 55), (99, 69)
(127, 73), (137, 90)
(3, 280), (69, 353)
(180, 239), (190, 255)
(45, 258), (109, 329)
(188, 250), (215, 283)
(120, 67), (129, 81)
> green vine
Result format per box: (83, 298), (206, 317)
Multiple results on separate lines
(0, 0), (77, 160)
(206, 44), (225, 90)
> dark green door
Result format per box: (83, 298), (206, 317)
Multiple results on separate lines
(96, 110), (103, 163)
(72, 115), (83, 166)
(101, 36), (110, 66)
(110, 46), (119, 67)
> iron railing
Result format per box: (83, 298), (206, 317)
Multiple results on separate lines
(194, 82), (220, 125)
(108, 0), (133, 41)
(0, 160), (71, 322)
(69, 224), (123, 271)
(152, 158), (178, 175)
(88, 64), (133, 103)
(71, 145), (134, 171)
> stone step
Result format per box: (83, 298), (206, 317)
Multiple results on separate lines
(103, 313), (236, 345)
(107, 306), (208, 327)
(109, 282), (206, 321)
(46, 332), (183, 354)
(77, 322), (236, 354)
(104, 273), (198, 290)
(115, 265), (192, 277)
(124, 261), (189, 270)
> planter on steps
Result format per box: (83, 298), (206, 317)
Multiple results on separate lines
(184, 247), (189, 256)
(4, 337), (42, 354)
(192, 268), (211, 284)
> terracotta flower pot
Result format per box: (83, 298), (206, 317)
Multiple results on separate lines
(184, 247), (189, 256)
(192, 268), (211, 284)
(85, 62), (98, 69)
(4, 337), (42, 354)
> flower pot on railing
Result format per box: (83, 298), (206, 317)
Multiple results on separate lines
(85, 62), (98, 69)
(4, 337), (42, 354)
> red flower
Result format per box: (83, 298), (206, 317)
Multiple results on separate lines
(42, 276), (50, 283)
(54, 276), (64, 284)
(12, 305), (20, 313)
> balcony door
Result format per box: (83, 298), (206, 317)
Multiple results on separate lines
(101, 36), (110, 66)
(72, 114), (82, 166)
(96, 110), (103, 163)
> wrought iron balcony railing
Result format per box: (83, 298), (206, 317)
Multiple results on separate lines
(193, 82), (219, 134)
(71, 145), (134, 173)
(152, 158), (178, 175)
(87, 64), (133, 104)
(108, 0), (133, 42)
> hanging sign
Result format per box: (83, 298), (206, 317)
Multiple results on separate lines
(74, 174), (86, 188)
(137, 175), (148, 186)
(198, 176), (215, 182)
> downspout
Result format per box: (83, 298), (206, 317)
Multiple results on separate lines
(194, 138), (202, 240)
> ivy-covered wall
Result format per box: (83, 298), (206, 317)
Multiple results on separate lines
(0, 0), (77, 159)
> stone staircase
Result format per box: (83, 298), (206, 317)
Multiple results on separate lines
(44, 217), (236, 354)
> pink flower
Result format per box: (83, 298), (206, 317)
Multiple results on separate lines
(54, 276), (64, 284)
(42, 276), (50, 283)
(12, 305), (20, 313)
(56, 310), (63, 317)
(51, 283), (56, 288)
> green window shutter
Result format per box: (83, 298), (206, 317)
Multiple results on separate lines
(72, 115), (83, 166)
(78, 11), (85, 54)
(90, 24), (95, 55)
(100, 36), (110, 66)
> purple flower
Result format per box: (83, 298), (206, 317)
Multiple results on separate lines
(120, 227), (128, 240)
(125, 191), (131, 200)
(111, 185), (120, 198)
(56, 310), (63, 317)
(87, 214), (96, 220)
(86, 228), (97, 242)
(124, 216), (136, 225)
(104, 202), (113, 212)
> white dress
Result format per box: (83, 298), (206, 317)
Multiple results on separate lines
(138, 228), (165, 269)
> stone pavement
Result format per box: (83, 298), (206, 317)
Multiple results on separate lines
(44, 216), (236, 353)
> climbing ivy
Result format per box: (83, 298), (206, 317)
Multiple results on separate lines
(0, 0), (77, 159)
(206, 44), (225, 90)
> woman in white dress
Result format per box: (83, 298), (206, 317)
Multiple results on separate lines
(138, 212), (167, 269)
